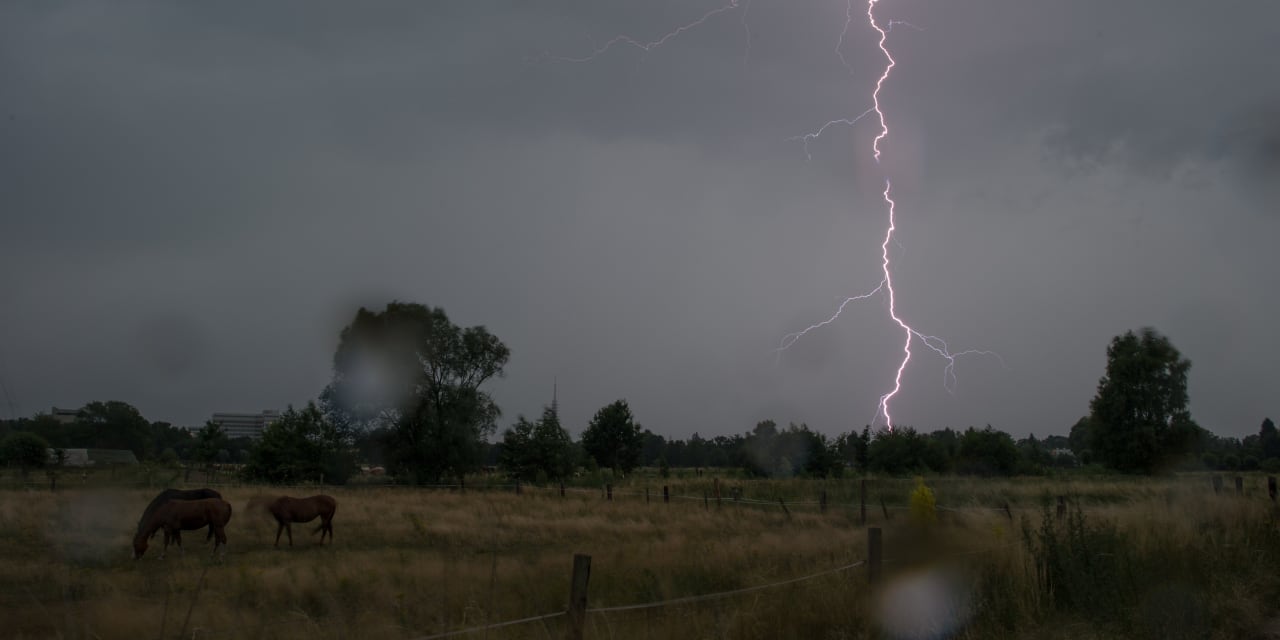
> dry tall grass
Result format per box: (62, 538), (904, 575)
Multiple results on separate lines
(0, 473), (1276, 639)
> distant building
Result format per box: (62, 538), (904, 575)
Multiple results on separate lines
(50, 406), (81, 424)
(209, 410), (281, 440)
(46, 448), (138, 467)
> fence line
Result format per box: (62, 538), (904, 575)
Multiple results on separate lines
(585, 559), (866, 614)
(407, 610), (568, 640)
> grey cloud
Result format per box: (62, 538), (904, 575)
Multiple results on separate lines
(1, 0), (1276, 438)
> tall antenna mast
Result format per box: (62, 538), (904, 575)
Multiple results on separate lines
(551, 378), (559, 419)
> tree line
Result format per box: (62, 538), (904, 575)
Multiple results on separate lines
(1, 303), (1271, 483)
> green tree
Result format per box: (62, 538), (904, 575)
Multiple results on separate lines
(1088, 328), (1200, 473)
(867, 427), (948, 474)
(499, 406), (575, 482)
(76, 401), (152, 456)
(956, 426), (1019, 476)
(242, 403), (355, 485)
(0, 432), (51, 476)
(192, 421), (230, 467)
(325, 302), (509, 483)
(1259, 418), (1279, 460)
(581, 399), (643, 474)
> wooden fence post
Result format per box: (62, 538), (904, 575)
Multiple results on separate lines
(663, 485), (670, 504)
(778, 497), (791, 520)
(566, 554), (591, 640)
(1002, 501), (1013, 521)
(560, 482), (565, 498)
(1269, 476), (1277, 502)
(867, 527), (882, 585)
(714, 478), (721, 508)
(516, 480), (522, 495)
(1235, 476), (1244, 496)
(606, 484), (612, 501)
(860, 479), (867, 526)
(820, 489), (828, 514)
(646, 487), (650, 504)
(1056, 496), (1066, 520)
(1212, 475), (1223, 494)
(879, 497), (890, 521)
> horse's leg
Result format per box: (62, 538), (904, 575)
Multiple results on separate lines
(286, 522), (294, 547)
(212, 525), (226, 558)
(274, 522), (284, 547)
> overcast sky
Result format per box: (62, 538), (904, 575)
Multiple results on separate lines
(2, 1), (1277, 440)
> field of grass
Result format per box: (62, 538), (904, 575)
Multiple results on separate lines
(0, 471), (1278, 639)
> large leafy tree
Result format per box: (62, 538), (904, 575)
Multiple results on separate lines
(956, 426), (1019, 476)
(76, 401), (153, 456)
(581, 399), (643, 475)
(326, 302), (509, 483)
(499, 407), (575, 482)
(243, 403), (355, 485)
(1088, 328), (1201, 473)
(1259, 418), (1279, 460)
(192, 420), (230, 467)
(0, 432), (51, 475)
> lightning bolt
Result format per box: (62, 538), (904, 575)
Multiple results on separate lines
(778, 0), (1000, 430)
(549, 0), (1000, 431)
(546, 0), (744, 64)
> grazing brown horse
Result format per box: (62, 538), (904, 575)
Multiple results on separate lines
(133, 498), (232, 559)
(268, 495), (337, 547)
(137, 488), (223, 542)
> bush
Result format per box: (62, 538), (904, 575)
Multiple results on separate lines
(1261, 457), (1280, 474)
(909, 477), (937, 526)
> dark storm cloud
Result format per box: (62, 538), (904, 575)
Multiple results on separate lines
(1, 1), (1276, 438)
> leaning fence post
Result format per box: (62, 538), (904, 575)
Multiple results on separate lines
(566, 554), (591, 640)
(606, 484), (612, 501)
(879, 496), (890, 521)
(663, 485), (670, 504)
(1269, 476), (1277, 502)
(1002, 501), (1013, 521)
(1235, 476), (1244, 496)
(867, 527), (882, 585)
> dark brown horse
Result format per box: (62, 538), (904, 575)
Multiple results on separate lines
(137, 488), (223, 541)
(133, 498), (232, 559)
(268, 495), (337, 547)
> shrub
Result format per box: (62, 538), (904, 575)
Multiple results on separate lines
(908, 477), (937, 526)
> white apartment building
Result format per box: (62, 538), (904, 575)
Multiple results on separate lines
(209, 410), (281, 440)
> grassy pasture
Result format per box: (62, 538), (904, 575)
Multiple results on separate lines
(0, 473), (1278, 639)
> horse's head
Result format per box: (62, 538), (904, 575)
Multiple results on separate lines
(132, 531), (149, 560)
